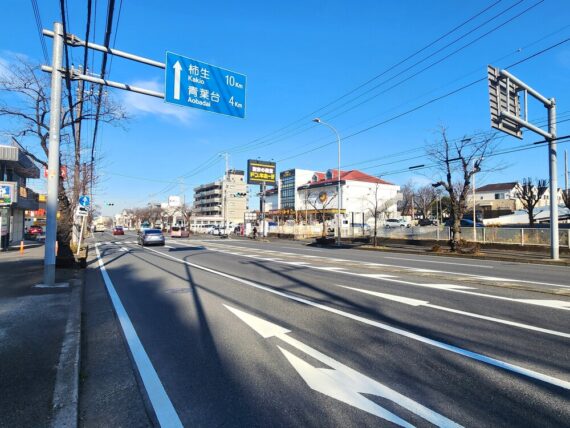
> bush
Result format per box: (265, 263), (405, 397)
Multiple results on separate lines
(431, 244), (442, 253)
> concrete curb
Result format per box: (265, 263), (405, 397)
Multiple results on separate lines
(50, 271), (84, 428)
(356, 245), (570, 266)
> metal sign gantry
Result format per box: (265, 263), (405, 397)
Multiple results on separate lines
(488, 65), (559, 259)
(40, 22), (246, 285)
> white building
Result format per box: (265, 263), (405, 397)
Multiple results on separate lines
(191, 170), (248, 231)
(294, 169), (400, 224)
(467, 181), (564, 217)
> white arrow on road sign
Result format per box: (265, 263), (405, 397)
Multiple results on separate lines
(224, 305), (460, 427)
(173, 61), (182, 100)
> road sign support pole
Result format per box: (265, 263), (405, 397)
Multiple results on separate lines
(44, 22), (64, 286)
(76, 215), (86, 257)
(548, 99), (558, 260)
(261, 181), (266, 238)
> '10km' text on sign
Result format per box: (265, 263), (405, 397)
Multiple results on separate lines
(164, 52), (246, 119)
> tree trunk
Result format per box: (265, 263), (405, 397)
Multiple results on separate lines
(56, 178), (75, 265)
(373, 216), (378, 247)
(449, 218), (462, 251)
(528, 209), (535, 227)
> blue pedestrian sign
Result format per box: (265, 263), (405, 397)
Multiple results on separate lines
(79, 195), (90, 207)
(164, 52), (246, 119)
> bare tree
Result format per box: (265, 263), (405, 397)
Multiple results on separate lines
(563, 190), (570, 211)
(414, 184), (437, 219)
(428, 128), (494, 251)
(0, 58), (127, 255)
(307, 190), (338, 237)
(367, 183), (397, 246)
(514, 178), (548, 227)
(397, 182), (414, 216)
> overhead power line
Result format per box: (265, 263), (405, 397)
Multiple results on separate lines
(275, 35), (570, 164)
(222, 0), (507, 155)
(241, 0), (543, 155)
(30, 0), (49, 63)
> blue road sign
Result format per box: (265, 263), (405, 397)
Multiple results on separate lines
(164, 52), (246, 119)
(79, 195), (90, 207)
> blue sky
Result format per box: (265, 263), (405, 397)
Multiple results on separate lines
(2, 0), (570, 216)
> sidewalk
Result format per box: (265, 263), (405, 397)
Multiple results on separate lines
(0, 245), (83, 427)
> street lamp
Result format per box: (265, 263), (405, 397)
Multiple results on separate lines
(313, 118), (342, 246)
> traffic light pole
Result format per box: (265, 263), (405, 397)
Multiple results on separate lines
(44, 22), (64, 286)
(548, 99), (558, 259)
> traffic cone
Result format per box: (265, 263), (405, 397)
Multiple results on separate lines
(19, 241), (24, 255)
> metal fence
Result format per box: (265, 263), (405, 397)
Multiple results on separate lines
(269, 224), (570, 248)
(367, 226), (570, 248)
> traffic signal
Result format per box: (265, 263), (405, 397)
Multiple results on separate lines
(105, 202), (115, 206)
(234, 192), (247, 197)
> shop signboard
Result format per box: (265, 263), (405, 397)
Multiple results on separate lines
(247, 160), (276, 185)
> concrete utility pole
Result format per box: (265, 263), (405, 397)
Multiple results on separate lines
(43, 22), (64, 286)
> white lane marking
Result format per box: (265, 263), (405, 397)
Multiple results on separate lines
(314, 267), (346, 271)
(120, 247), (129, 252)
(338, 285), (570, 339)
(190, 244), (570, 308)
(384, 256), (493, 269)
(94, 246), (183, 427)
(164, 245), (174, 249)
(138, 246), (570, 391)
(226, 305), (460, 428)
(202, 242), (570, 289)
(517, 299), (570, 310)
(357, 273), (398, 279)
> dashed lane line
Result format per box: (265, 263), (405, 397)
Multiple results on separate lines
(131, 245), (570, 392)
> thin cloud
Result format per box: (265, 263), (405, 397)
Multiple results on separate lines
(122, 79), (195, 125)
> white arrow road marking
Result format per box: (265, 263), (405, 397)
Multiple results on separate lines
(172, 60), (182, 100)
(225, 305), (460, 428)
(136, 245), (570, 390)
(338, 285), (570, 339)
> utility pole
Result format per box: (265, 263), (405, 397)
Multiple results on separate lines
(73, 65), (84, 205)
(43, 22), (64, 286)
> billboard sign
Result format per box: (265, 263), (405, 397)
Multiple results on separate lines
(165, 52), (246, 118)
(0, 182), (15, 205)
(247, 160), (276, 185)
(168, 195), (181, 207)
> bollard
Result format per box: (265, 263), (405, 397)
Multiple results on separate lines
(19, 240), (24, 255)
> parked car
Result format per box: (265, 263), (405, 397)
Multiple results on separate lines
(418, 219), (436, 226)
(137, 229), (165, 246)
(170, 226), (190, 238)
(94, 224), (106, 232)
(112, 226), (125, 235)
(28, 225), (43, 236)
(384, 219), (411, 229)
(445, 218), (484, 227)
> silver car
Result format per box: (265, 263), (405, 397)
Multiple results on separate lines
(138, 229), (165, 246)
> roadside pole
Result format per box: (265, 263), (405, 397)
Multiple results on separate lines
(76, 215), (86, 256)
(548, 99), (558, 259)
(261, 181), (266, 237)
(44, 22), (64, 286)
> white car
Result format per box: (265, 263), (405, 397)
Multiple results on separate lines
(384, 219), (411, 229)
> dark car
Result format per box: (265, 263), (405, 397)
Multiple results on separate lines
(445, 218), (484, 227)
(418, 219), (436, 226)
(137, 229), (165, 246)
(112, 226), (125, 235)
(28, 225), (43, 235)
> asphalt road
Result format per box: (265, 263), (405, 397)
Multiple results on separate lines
(89, 231), (570, 427)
